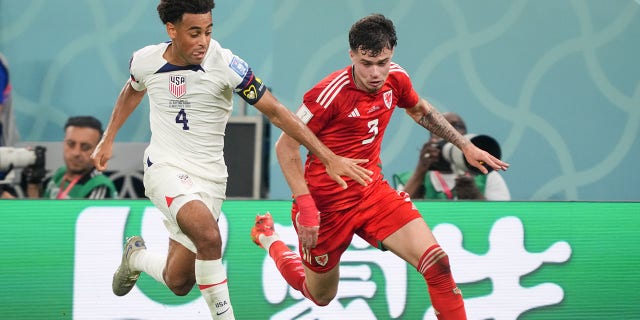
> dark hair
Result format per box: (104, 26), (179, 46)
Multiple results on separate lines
(157, 0), (215, 24)
(65, 116), (103, 136)
(349, 13), (397, 56)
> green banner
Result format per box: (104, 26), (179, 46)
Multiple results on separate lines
(0, 200), (638, 319)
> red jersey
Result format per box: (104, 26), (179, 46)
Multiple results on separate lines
(297, 63), (419, 212)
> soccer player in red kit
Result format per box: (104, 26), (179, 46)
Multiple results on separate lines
(252, 14), (509, 319)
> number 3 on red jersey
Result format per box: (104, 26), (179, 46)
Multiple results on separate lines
(362, 119), (379, 144)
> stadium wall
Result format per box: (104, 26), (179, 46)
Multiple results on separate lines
(0, 200), (638, 319)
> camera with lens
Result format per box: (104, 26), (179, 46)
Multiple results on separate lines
(438, 134), (501, 175)
(0, 146), (47, 184)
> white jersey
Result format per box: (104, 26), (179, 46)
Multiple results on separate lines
(129, 39), (251, 182)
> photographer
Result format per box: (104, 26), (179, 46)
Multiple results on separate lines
(7, 116), (118, 199)
(394, 112), (510, 200)
(0, 145), (45, 198)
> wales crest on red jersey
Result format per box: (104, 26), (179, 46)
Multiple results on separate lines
(169, 75), (186, 98)
(315, 254), (329, 267)
(383, 90), (393, 109)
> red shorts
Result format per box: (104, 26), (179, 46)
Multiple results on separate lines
(291, 180), (422, 273)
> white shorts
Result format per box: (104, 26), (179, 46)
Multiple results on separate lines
(143, 163), (227, 253)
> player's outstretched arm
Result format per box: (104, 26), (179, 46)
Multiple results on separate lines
(274, 132), (320, 248)
(254, 90), (373, 188)
(91, 80), (145, 171)
(405, 98), (509, 174)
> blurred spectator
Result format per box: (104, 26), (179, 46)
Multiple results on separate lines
(19, 116), (118, 199)
(394, 112), (510, 200)
(0, 52), (19, 147)
(0, 52), (21, 198)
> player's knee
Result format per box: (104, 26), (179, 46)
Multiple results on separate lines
(432, 251), (451, 272)
(417, 245), (452, 279)
(167, 281), (194, 296)
(311, 292), (335, 307)
(305, 286), (337, 306)
(417, 245), (457, 289)
(164, 274), (195, 296)
(194, 229), (222, 256)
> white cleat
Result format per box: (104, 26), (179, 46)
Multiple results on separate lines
(112, 236), (146, 296)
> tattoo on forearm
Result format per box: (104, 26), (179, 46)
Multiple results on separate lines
(419, 110), (469, 149)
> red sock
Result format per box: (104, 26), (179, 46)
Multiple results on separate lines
(268, 241), (324, 305)
(417, 244), (466, 319)
(268, 241), (306, 291)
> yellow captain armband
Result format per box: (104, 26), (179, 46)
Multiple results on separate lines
(235, 74), (267, 105)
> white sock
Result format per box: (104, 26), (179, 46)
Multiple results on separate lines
(130, 250), (166, 285)
(259, 233), (280, 251)
(195, 259), (235, 319)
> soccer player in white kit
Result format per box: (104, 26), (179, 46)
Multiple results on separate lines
(90, 1), (372, 319)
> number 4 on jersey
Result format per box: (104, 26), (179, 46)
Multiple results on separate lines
(176, 108), (189, 130)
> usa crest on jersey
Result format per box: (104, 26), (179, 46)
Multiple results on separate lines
(169, 75), (186, 98)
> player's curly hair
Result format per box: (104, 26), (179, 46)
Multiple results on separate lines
(157, 0), (215, 25)
(349, 13), (397, 56)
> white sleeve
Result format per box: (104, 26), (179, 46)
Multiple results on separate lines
(484, 171), (511, 200)
(128, 52), (146, 92)
(220, 47), (248, 89)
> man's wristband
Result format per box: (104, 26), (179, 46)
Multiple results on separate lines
(295, 194), (319, 227)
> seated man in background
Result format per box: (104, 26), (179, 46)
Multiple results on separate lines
(20, 116), (118, 199)
(394, 112), (510, 200)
